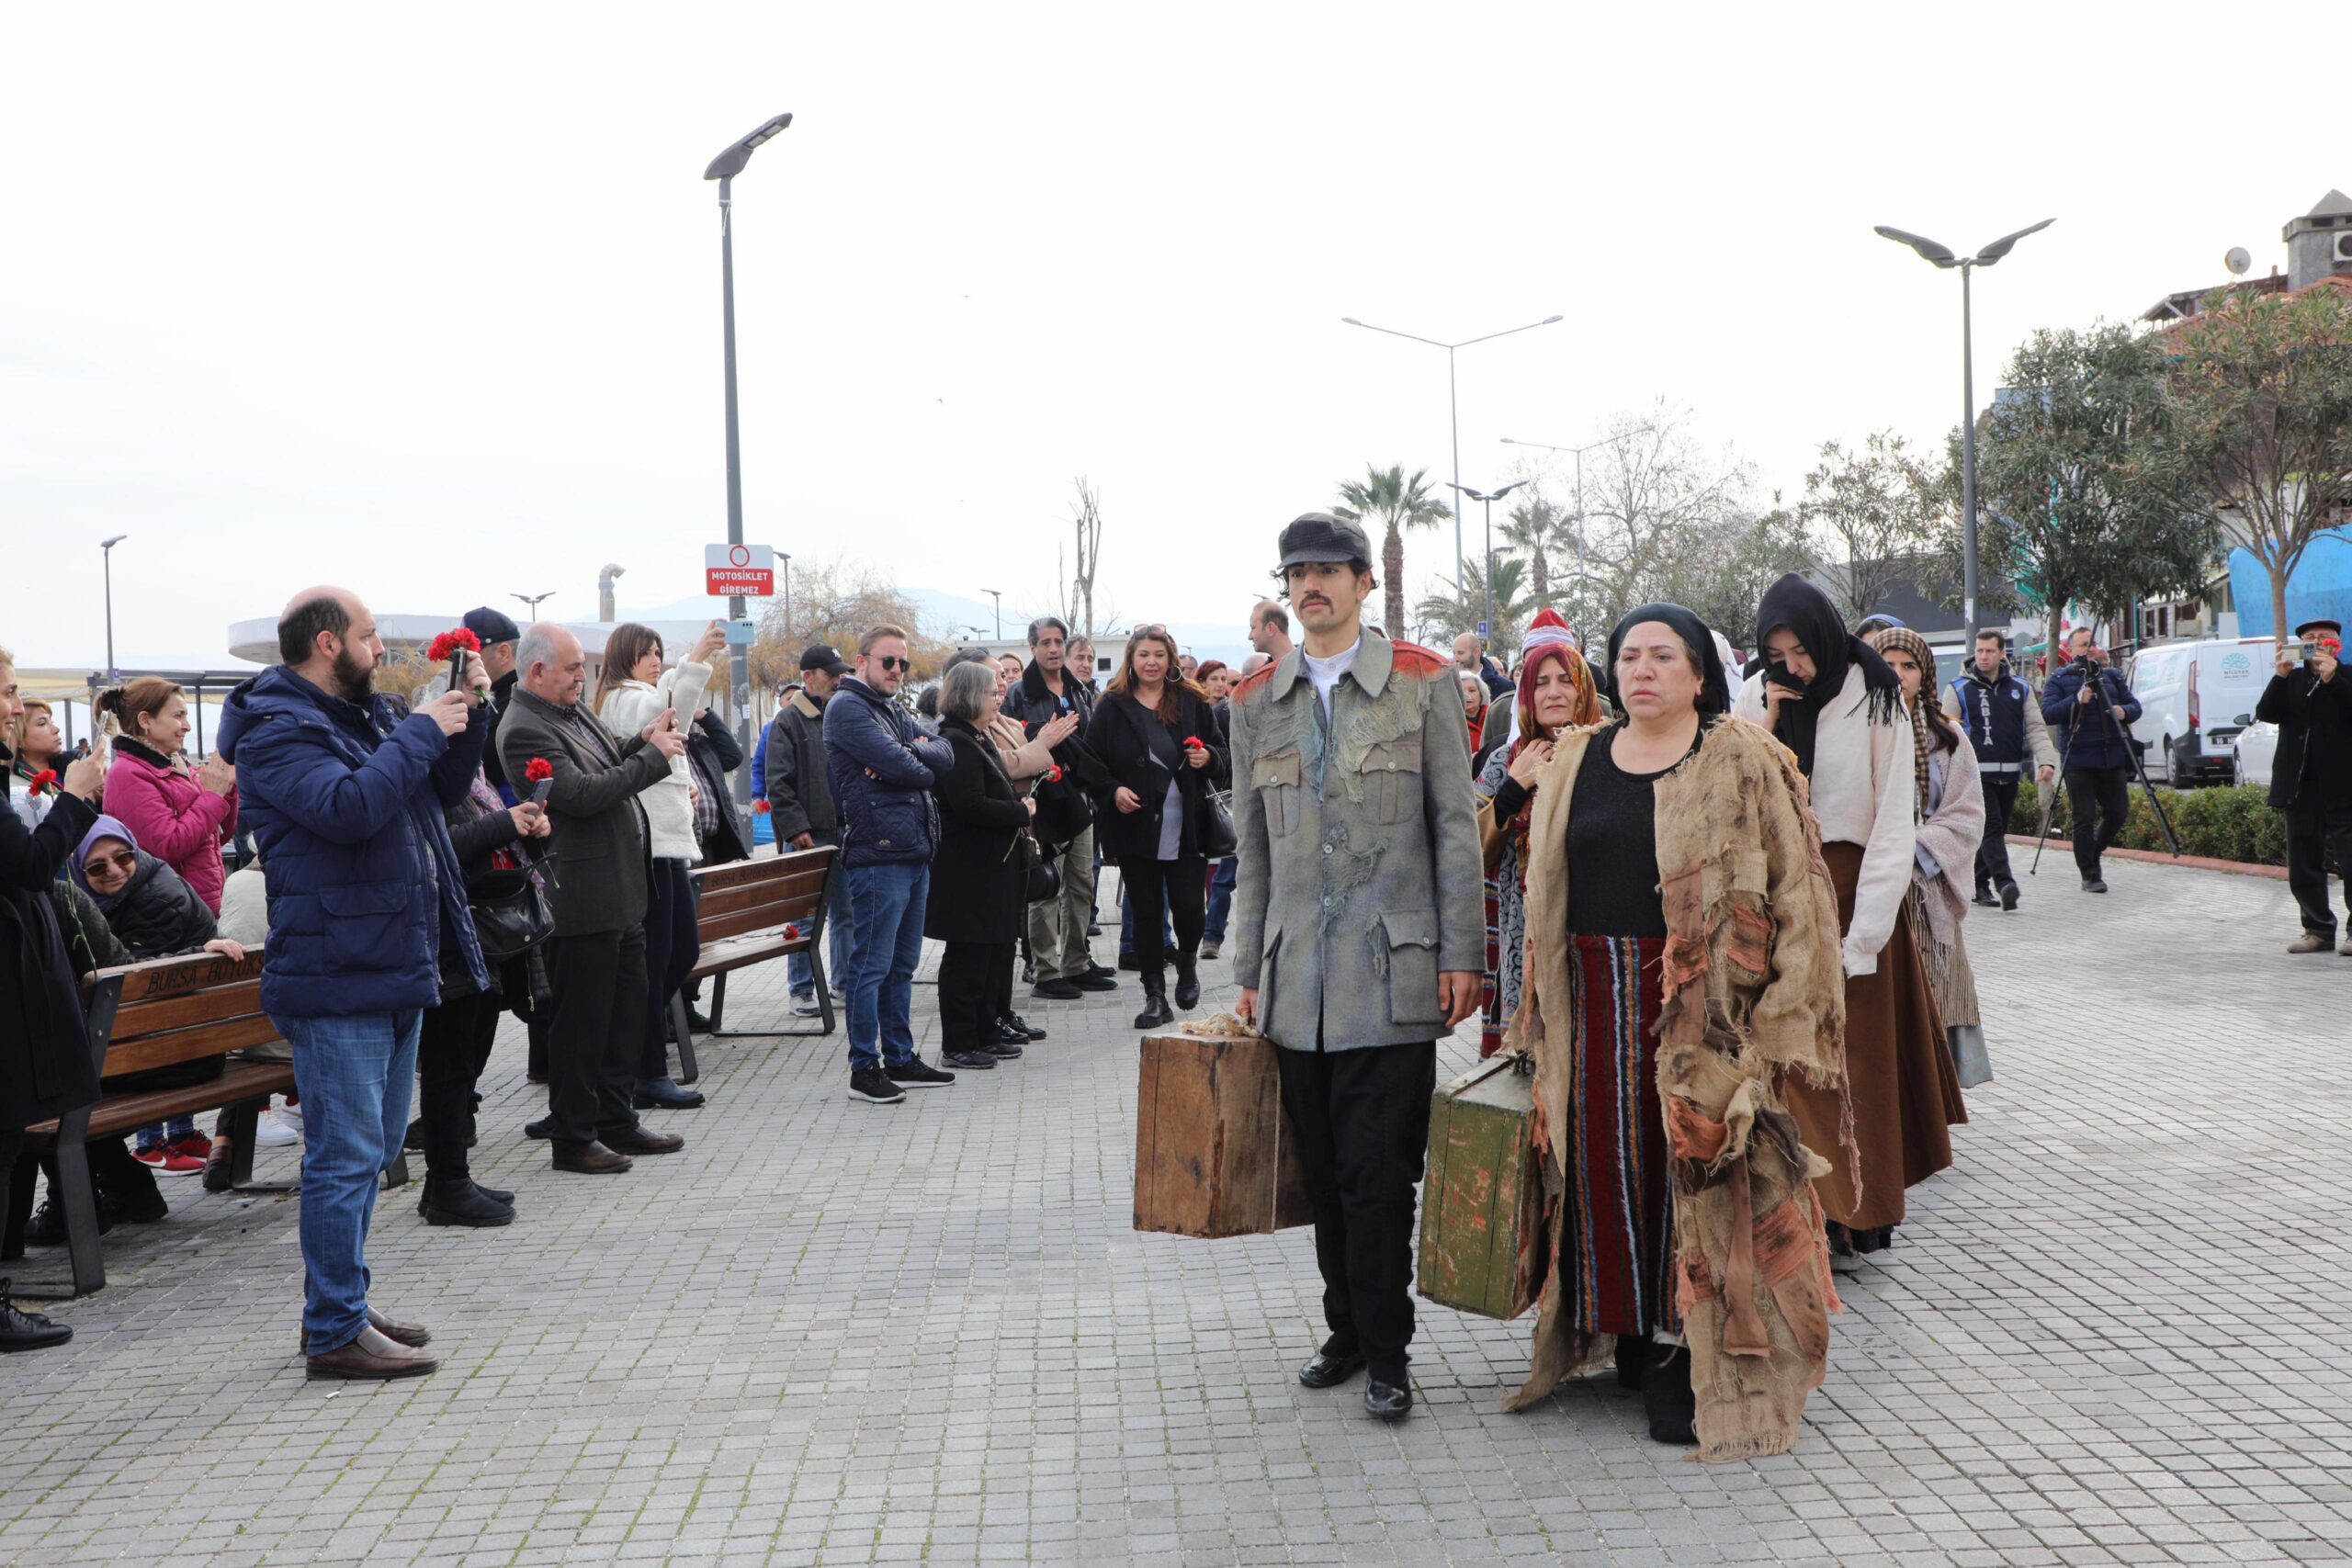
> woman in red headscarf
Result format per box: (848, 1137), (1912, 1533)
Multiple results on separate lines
(1472, 609), (1603, 1057)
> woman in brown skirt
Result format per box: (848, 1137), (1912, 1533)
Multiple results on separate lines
(1735, 576), (1963, 1264)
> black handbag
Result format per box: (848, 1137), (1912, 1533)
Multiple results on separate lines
(1017, 832), (1061, 904)
(468, 859), (558, 961)
(1195, 786), (1238, 860)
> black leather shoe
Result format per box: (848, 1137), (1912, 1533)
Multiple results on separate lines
(1298, 1350), (1365, 1389)
(0, 1279), (72, 1353)
(552, 1140), (632, 1175)
(1172, 953), (1201, 1010)
(1999, 881), (2021, 911)
(986, 1036), (1024, 1060)
(633, 1077), (707, 1111)
(418, 1176), (514, 1228)
(1132, 981), (1172, 1031)
(604, 1124), (684, 1156)
(2082, 877), (2109, 894)
(1972, 887), (1998, 908)
(1000, 1013), (1047, 1042)
(472, 1181), (514, 1204)
(525, 1116), (554, 1141)
(1363, 1380), (1413, 1422)
(1070, 972), (1119, 993)
(1031, 977), (1083, 1000)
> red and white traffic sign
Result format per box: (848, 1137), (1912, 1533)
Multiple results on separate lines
(705, 543), (776, 598)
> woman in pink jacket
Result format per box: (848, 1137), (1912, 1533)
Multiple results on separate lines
(97, 678), (236, 916)
(96, 677), (239, 1174)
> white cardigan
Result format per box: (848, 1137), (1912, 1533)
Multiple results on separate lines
(596, 660), (715, 861)
(1733, 664), (1917, 977)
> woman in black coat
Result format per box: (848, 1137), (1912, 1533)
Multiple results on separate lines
(0, 665), (106, 1351)
(924, 662), (1035, 1072)
(1084, 626), (1226, 1028)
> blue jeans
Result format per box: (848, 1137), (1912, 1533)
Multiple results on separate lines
(279, 1010), (420, 1356)
(787, 831), (854, 998)
(1204, 856), (1238, 942)
(842, 862), (928, 1071)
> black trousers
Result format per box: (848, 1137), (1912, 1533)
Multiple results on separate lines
(1975, 773), (2021, 892)
(938, 941), (1015, 1054)
(1116, 854), (1205, 976)
(417, 989), (503, 1179)
(2065, 766), (2131, 879)
(2285, 803), (2352, 936)
(547, 926), (649, 1145)
(1, 1133), (23, 1261)
(639, 859), (701, 1084)
(1274, 1037), (1438, 1383)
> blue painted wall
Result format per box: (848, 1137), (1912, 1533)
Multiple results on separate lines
(2228, 525), (2352, 637)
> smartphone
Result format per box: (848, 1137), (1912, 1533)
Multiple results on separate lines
(529, 777), (553, 807)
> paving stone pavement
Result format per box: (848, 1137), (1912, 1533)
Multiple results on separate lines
(4, 856), (2350, 1567)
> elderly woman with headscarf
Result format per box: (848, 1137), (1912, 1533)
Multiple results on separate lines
(1866, 626), (1992, 1089)
(1473, 609), (1603, 1059)
(1501, 604), (1848, 1459)
(1734, 574), (1962, 1265)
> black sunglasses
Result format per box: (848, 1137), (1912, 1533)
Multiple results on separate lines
(876, 655), (910, 672)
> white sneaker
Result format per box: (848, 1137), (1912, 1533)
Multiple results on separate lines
(254, 1107), (301, 1146)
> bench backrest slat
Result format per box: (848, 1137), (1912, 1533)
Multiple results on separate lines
(699, 891), (824, 944)
(101, 1015), (284, 1078)
(86, 950), (281, 1077)
(695, 867), (831, 920)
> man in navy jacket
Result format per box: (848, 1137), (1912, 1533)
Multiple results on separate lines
(217, 588), (490, 1381)
(823, 625), (956, 1104)
(2040, 627), (2143, 894)
(1944, 628), (2060, 909)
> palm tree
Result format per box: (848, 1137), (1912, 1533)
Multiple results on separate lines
(1496, 492), (1567, 603)
(1334, 464), (1453, 640)
(1415, 558), (1533, 655)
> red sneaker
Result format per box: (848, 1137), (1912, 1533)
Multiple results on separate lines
(169, 1132), (213, 1163)
(143, 1140), (207, 1177)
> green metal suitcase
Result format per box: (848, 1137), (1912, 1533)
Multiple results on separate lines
(1419, 1053), (1545, 1320)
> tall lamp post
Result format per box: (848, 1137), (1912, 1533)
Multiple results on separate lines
(512, 591), (558, 617)
(705, 111), (794, 809)
(1444, 480), (1529, 640)
(1499, 425), (1654, 602)
(1872, 218), (2054, 636)
(99, 535), (128, 680)
(1341, 313), (1564, 599)
(983, 590), (1001, 640)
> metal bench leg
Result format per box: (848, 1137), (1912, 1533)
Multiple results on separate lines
(671, 993), (699, 1084)
(225, 1097), (295, 1195)
(383, 1152), (410, 1190)
(814, 948), (838, 1037)
(53, 1113), (105, 1297)
(707, 973), (729, 1033)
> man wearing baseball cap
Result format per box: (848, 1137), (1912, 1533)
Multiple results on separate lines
(1226, 512), (1485, 1422)
(2257, 617), (2352, 953)
(768, 643), (855, 1013)
(463, 607), (525, 794)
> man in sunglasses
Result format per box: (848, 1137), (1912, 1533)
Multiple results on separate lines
(824, 625), (958, 1104)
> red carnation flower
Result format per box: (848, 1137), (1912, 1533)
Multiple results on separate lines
(752, 798), (773, 815)
(525, 757), (554, 784)
(1046, 765), (1063, 783)
(28, 769), (58, 795)
(425, 626), (481, 662)
(1182, 736), (1203, 748)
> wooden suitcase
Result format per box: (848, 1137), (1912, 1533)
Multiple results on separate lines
(1419, 1053), (1546, 1320)
(1134, 1027), (1312, 1238)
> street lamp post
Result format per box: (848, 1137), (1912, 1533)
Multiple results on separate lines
(512, 591), (558, 617)
(99, 536), (128, 680)
(983, 590), (1001, 640)
(1341, 313), (1564, 602)
(1445, 480), (1530, 639)
(1872, 218), (2054, 636)
(1499, 426), (1655, 601)
(781, 552), (793, 649)
(705, 112), (794, 809)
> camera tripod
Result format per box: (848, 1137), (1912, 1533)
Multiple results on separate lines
(2030, 660), (2182, 873)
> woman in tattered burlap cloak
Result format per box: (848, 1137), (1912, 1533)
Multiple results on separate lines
(1503, 604), (1851, 1461)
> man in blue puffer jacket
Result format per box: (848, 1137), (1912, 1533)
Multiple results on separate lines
(2039, 626), (2143, 894)
(823, 624), (955, 1104)
(215, 588), (491, 1382)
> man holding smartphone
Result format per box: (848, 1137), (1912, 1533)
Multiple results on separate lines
(2257, 617), (2352, 953)
(2040, 627), (2143, 894)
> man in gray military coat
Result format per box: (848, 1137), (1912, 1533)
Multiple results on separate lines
(1228, 513), (1485, 1422)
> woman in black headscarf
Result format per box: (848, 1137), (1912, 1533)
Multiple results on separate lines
(1734, 574), (1961, 1266)
(1500, 603), (1849, 1457)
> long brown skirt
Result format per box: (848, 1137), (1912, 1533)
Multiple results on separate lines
(1785, 840), (1965, 1231)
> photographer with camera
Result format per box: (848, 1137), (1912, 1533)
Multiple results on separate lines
(2039, 626), (2143, 894)
(2256, 617), (2352, 953)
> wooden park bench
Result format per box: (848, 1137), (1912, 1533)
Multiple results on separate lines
(22, 948), (406, 1298)
(668, 845), (839, 1081)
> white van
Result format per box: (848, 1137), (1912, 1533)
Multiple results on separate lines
(2127, 637), (2275, 785)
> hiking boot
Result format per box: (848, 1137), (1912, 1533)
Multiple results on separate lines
(2290, 931), (2334, 954)
(1172, 953), (1201, 1011)
(1133, 975), (1173, 1031)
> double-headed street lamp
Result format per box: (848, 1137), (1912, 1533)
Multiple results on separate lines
(99, 535), (128, 680)
(705, 112), (793, 808)
(983, 590), (1002, 640)
(1873, 218), (2054, 636)
(1445, 480), (1529, 640)
(512, 591), (558, 617)
(1341, 312), (1564, 597)
(1498, 424), (1655, 597)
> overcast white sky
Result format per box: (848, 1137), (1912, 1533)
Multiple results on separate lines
(6, 1), (2348, 670)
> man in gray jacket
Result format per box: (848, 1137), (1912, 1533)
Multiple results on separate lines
(767, 644), (853, 1015)
(1228, 513), (1484, 1423)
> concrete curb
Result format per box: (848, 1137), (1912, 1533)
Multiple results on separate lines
(2004, 833), (2290, 881)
